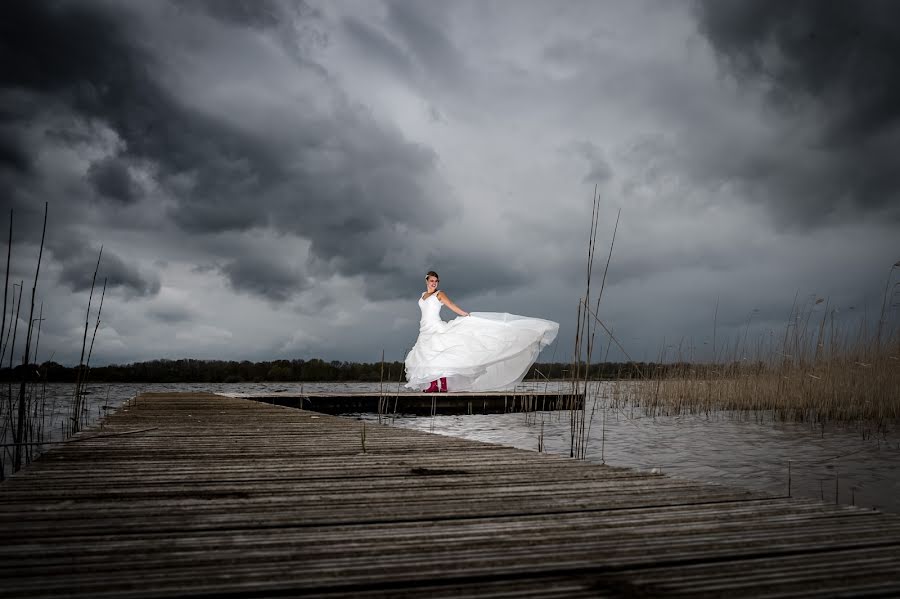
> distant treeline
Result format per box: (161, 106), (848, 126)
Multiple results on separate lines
(0, 358), (707, 384)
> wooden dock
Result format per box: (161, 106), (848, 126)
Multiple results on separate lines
(226, 390), (582, 415)
(1, 392), (899, 597)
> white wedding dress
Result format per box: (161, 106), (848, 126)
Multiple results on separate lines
(404, 291), (559, 392)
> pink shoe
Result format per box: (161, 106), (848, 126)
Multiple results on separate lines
(439, 377), (448, 392)
(424, 380), (439, 393)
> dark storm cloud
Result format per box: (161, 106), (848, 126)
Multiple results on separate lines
(220, 255), (307, 303)
(694, 0), (900, 223)
(1, 0), (456, 301)
(171, 0), (285, 29)
(56, 244), (161, 298)
(0, 127), (29, 173)
(87, 156), (140, 204)
(695, 0), (900, 137)
(0, 3), (139, 111)
(440, 263), (528, 303)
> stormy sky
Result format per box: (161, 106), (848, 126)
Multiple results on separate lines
(1, 0), (898, 367)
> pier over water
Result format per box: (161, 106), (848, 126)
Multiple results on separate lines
(2, 392), (899, 597)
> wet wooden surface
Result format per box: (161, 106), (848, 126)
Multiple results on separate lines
(1, 392), (899, 597)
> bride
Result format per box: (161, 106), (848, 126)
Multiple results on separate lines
(404, 271), (559, 392)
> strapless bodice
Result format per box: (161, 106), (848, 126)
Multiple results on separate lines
(418, 292), (444, 333)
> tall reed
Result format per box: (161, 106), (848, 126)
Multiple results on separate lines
(13, 203), (47, 471)
(1, 205), (110, 477)
(0, 210), (10, 368)
(70, 246), (103, 434)
(569, 188), (621, 459)
(624, 274), (900, 426)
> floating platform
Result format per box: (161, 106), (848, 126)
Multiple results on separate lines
(224, 391), (583, 415)
(2, 392), (899, 597)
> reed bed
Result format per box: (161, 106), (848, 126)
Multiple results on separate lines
(621, 337), (899, 423)
(596, 278), (900, 427)
(637, 264), (897, 424)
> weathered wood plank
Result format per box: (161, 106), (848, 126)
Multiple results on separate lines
(1, 392), (898, 598)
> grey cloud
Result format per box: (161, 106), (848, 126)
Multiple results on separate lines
(341, 235), (531, 304)
(565, 141), (613, 184)
(191, 263), (218, 275)
(694, 0), (900, 136)
(171, 0), (285, 29)
(439, 266), (528, 304)
(293, 292), (333, 316)
(419, 241), (531, 301)
(385, 1), (466, 86)
(0, 3), (142, 111)
(3, 0), (893, 368)
(148, 305), (193, 324)
(168, 0), (326, 69)
(102, 254), (161, 297)
(1, 0), (456, 290)
(584, 163), (613, 185)
(87, 156), (140, 203)
(694, 0), (900, 224)
(342, 16), (416, 80)
(0, 127), (29, 173)
(55, 244), (161, 298)
(342, 4), (466, 91)
(220, 255), (307, 303)
(542, 38), (590, 66)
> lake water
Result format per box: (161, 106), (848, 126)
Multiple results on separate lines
(3, 381), (898, 514)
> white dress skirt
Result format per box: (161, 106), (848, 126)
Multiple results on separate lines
(404, 292), (559, 392)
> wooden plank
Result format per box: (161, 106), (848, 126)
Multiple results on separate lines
(1, 392), (898, 598)
(225, 390), (584, 414)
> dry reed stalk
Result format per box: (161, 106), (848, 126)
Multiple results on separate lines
(581, 208), (620, 456)
(634, 338), (898, 423)
(877, 261), (900, 348)
(71, 246), (103, 434)
(5, 283), (22, 455)
(32, 302), (43, 368)
(13, 203), (47, 472)
(570, 298), (583, 458)
(0, 210), (10, 367)
(1, 283), (21, 369)
(74, 277), (108, 429)
(0, 213), (8, 480)
(569, 186), (600, 458)
(378, 349), (385, 423)
(566, 186), (624, 459)
(626, 271), (900, 425)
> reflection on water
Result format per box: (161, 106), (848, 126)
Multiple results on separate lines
(4, 382), (898, 516)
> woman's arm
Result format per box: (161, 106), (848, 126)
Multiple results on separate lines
(436, 291), (469, 317)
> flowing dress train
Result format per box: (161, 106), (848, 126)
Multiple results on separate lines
(404, 292), (559, 392)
